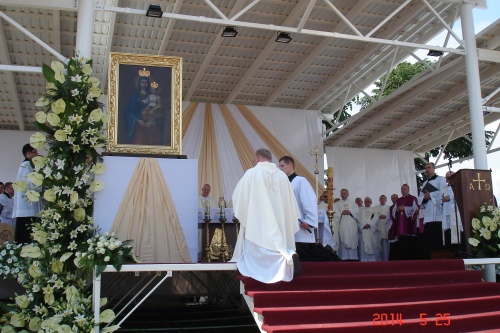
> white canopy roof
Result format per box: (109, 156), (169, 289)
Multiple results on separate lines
(0, 0), (498, 158)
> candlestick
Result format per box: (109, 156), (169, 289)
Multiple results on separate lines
(203, 214), (211, 262)
(327, 167), (334, 210)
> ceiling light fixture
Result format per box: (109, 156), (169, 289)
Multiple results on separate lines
(427, 50), (444, 57)
(146, 4), (163, 18)
(221, 26), (238, 37)
(275, 32), (292, 43)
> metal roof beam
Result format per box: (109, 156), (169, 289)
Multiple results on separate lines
(322, 0), (362, 36)
(301, 2), (454, 110)
(0, 0), (77, 10)
(365, 0), (412, 38)
(224, 1), (311, 104)
(392, 107), (471, 150)
(98, 5), (467, 56)
(263, 1), (369, 107)
(413, 112), (500, 153)
(184, 1), (246, 102)
(364, 62), (500, 148)
(420, 0), (464, 47)
(0, 11), (67, 63)
(0, 19), (24, 130)
(326, 57), (464, 146)
(297, 0), (316, 33)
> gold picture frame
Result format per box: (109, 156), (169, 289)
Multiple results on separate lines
(106, 53), (182, 156)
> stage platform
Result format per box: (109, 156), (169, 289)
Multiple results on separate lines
(93, 263), (238, 333)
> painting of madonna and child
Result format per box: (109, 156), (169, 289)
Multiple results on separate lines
(106, 53), (182, 156)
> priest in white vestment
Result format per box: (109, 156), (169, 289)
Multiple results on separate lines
(333, 189), (359, 260)
(373, 195), (389, 261)
(358, 197), (381, 262)
(230, 149), (300, 283)
(198, 184), (216, 209)
(418, 162), (447, 258)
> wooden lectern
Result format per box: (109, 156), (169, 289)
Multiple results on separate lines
(449, 169), (494, 255)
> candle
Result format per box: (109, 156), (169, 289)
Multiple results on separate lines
(327, 167), (334, 210)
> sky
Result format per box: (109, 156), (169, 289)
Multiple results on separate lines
(349, 0), (500, 197)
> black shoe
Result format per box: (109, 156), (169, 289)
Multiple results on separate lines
(292, 253), (302, 277)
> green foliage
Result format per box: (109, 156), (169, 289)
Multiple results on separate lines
(358, 61), (431, 110)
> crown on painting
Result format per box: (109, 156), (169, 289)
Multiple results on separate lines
(151, 81), (159, 89)
(138, 68), (150, 77)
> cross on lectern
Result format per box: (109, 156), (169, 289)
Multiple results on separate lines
(472, 173), (486, 190)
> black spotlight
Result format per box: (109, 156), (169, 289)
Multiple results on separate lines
(427, 50), (444, 57)
(222, 26), (238, 37)
(276, 32), (292, 43)
(146, 4), (163, 18)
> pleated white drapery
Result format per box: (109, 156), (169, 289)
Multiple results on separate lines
(182, 103), (324, 202)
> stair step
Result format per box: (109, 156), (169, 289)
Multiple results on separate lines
(241, 270), (482, 291)
(249, 282), (500, 308)
(258, 295), (500, 326)
(261, 310), (500, 333)
(296, 259), (466, 276)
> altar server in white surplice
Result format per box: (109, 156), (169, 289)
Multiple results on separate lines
(373, 195), (390, 261)
(279, 156), (322, 262)
(358, 197), (381, 262)
(230, 148), (301, 283)
(333, 189), (359, 260)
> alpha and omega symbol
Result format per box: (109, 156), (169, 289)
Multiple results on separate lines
(469, 173), (491, 191)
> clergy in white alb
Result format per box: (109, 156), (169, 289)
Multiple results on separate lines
(333, 189), (359, 260)
(373, 195), (389, 261)
(442, 171), (463, 247)
(230, 149), (300, 283)
(358, 197), (381, 262)
(418, 163), (447, 258)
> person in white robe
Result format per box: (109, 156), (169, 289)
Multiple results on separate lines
(373, 195), (389, 261)
(442, 171), (464, 248)
(318, 191), (328, 210)
(198, 184), (216, 209)
(317, 191), (334, 249)
(279, 156), (322, 261)
(418, 162), (447, 259)
(230, 149), (300, 283)
(333, 189), (359, 260)
(358, 197), (381, 262)
(13, 144), (44, 243)
(0, 182), (14, 226)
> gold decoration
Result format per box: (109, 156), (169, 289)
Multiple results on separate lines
(0, 223), (14, 245)
(151, 81), (159, 89)
(138, 67), (151, 77)
(210, 228), (230, 261)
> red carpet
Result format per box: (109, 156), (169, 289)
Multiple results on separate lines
(237, 260), (500, 332)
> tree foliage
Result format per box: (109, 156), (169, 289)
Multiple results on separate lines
(358, 61), (432, 110)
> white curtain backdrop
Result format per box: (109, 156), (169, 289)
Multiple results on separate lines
(182, 103), (324, 202)
(325, 147), (417, 202)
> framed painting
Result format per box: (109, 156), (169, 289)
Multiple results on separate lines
(106, 53), (182, 156)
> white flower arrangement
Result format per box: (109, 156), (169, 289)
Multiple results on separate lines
(469, 204), (500, 258)
(0, 55), (134, 333)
